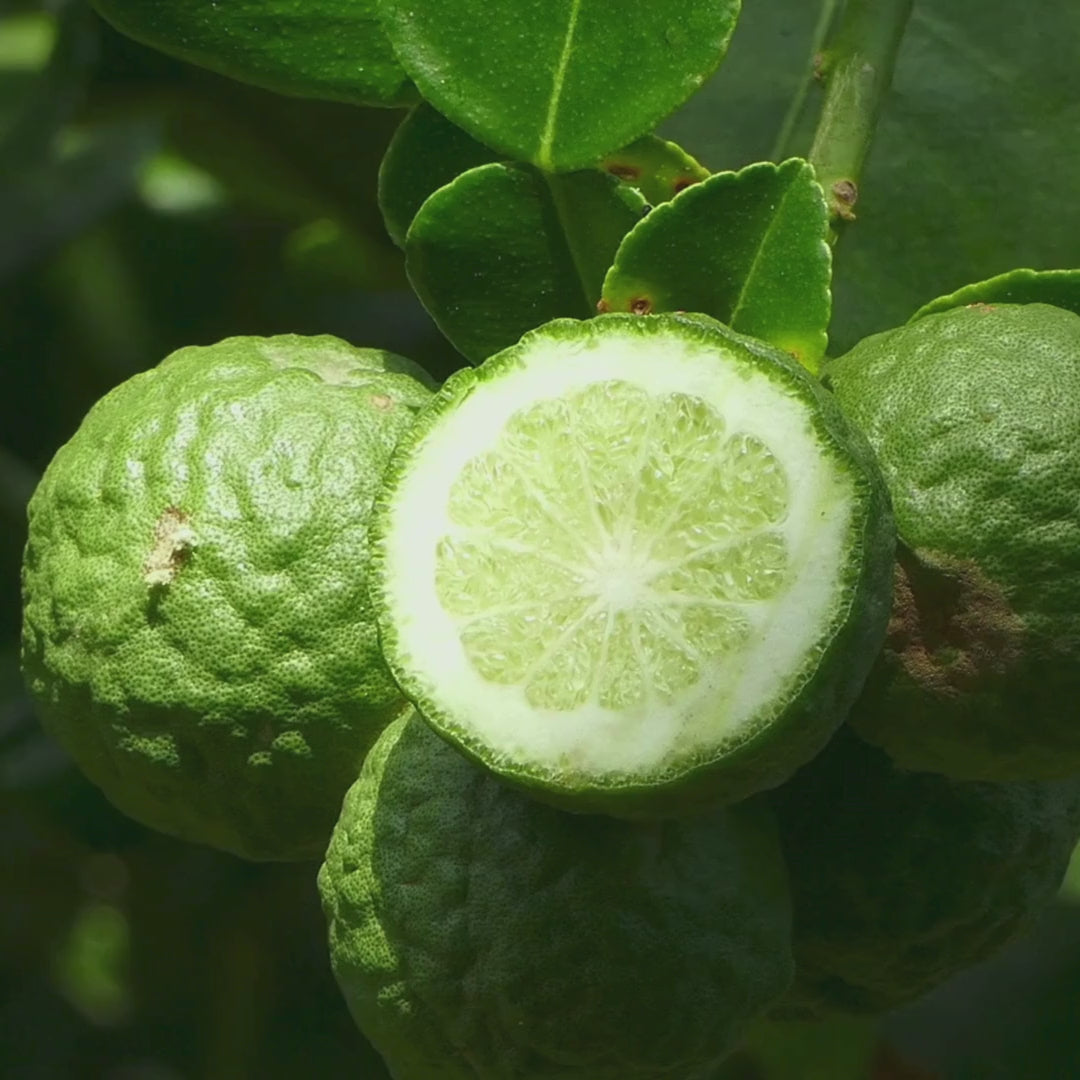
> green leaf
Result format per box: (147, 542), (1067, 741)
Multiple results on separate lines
(91, 0), (416, 108)
(598, 135), (710, 207)
(379, 102), (710, 250)
(600, 159), (831, 370)
(379, 104), (500, 249)
(406, 163), (644, 362)
(378, 0), (741, 171)
(910, 268), (1080, 322)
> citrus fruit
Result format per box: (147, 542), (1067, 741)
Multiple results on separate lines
(372, 312), (895, 818)
(824, 302), (1080, 780)
(771, 726), (1080, 1018)
(318, 710), (794, 1080)
(21, 334), (435, 861)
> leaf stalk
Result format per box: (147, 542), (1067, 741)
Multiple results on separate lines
(807, 0), (914, 229)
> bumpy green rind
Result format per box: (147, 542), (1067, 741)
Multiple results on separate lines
(824, 303), (1080, 780)
(22, 335), (434, 861)
(771, 727), (1080, 1017)
(372, 312), (895, 818)
(319, 712), (794, 1080)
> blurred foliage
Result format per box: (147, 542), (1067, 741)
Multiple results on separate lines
(2, 1), (1080, 1078)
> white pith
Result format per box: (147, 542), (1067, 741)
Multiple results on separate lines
(381, 327), (856, 778)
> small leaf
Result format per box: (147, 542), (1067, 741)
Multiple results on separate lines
(910, 268), (1080, 322)
(92, 0), (415, 108)
(406, 163), (644, 362)
(380, 104), (709, 250)
(378, 0), (741, 170)
(379, 104), (500, 249)
(601, 159), (831, 371)
(598, 135), (710, 207)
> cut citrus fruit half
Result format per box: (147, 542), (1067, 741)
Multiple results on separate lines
(372, 314), (894, 817)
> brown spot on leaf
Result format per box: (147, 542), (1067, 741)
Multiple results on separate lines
(143, 507), (195, 587)
(629, 297), (653, 315)
(606, 162), (640, 181)
(887, 546), (1025, 697)
(672, 177), (697, 194)
(832, 179), (859, 221)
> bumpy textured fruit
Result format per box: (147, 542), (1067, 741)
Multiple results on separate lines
(22, 335), (434, 861)
(373, 312), (894, 818)
(772, 727), (1080, 1017)
(319, 711), (794, 1080)
(825, 303), (1080, 780)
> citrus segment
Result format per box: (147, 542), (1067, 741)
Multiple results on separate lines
(373, 314), (895, 816)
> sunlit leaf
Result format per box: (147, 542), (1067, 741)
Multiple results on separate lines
(910, 268), (1080, 322)
(379, 0), (741, 170)
(601, 158), (831, 370)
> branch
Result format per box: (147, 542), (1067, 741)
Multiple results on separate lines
(808, 0), (914, 228)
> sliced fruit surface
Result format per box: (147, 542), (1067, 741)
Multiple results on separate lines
(373, 313), (894, 816)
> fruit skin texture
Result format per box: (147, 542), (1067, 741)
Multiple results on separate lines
(21, 335), (434, 862)
(824, 302), (1080, 780)
(373, 312), (897, 819)
(318, 711), (794, 1080)
(772, 727), (1080, 1017)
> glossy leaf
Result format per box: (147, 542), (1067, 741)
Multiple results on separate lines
(379, 102), (710, 249)
(910, 268), (1080, 322)
(406, 163), (644, 361)
(378, 0), (741, 171)
(598, 135), (710, 207)
(91, 0), (415, 108)
(379, 104), (500, 249)
(601, 159), (831, 370)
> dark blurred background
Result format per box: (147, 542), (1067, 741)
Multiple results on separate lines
(2, 1), (1080, 1077)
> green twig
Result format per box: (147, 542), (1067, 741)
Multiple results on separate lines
(807, 0), (914, 228)
(770, 0), (842, 163)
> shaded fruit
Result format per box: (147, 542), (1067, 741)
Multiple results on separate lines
(319, 711), (794, 1080)
(772, 727), (1080, 1017)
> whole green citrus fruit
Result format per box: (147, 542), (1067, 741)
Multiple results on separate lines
(824, 303), (1080, 780)
(21, 334), (435, 861)
(772, 727), (1080, 1017)
(318, 711), (794, 1080)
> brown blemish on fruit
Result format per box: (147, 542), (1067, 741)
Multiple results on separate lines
(606, 162), (640, 181)
(630, 297), (653, 315)
(966, 302), (997, 313)
(832, 179), (859, 221)
(370, 393), (394, 411)
(596, 298), (611, 313)
(143, 508), (195, 587)
(886, 546), (1025, 697)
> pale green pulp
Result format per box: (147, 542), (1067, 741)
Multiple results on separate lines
(434, 380), (791, 711)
